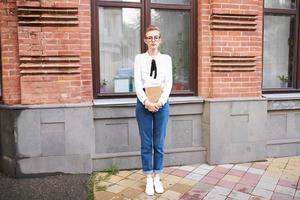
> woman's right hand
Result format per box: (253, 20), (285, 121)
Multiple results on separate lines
(144, 100), (159, 112)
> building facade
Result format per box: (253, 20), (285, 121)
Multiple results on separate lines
(0, 0), (299, 177)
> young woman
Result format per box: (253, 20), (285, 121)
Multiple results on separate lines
(134, 25), (172, 195)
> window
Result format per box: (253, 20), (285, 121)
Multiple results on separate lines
(92, 0), (196, 98)
(263, 0), (300, 92)
(0, 39), (2, 99)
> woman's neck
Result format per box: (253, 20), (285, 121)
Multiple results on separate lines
(147, 49), (159, 57)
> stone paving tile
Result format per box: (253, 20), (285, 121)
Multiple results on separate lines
(118, 187), (142, 199)
(193, 167), (211, 176)
(106, 175), (124, 183)
(222, 174), (241, 183)
(277, 178), (297, 189)
(94, 156), (300, 200)
(207, 171), (226, 179)
(247, 168), (265, 175)
(203, 192), (227, 200)
(127, 172), (145, 181)
(239, 177), (260, 187)
(295, 190), (300, 197)
(249, 196), (265, 200)
(243, 172), (262, 181)
(240, 163), (253, 167)
(252, 163), (268, 170)
(217, 179), (236, 189)
(232, 165), (249, 172)
(256, 181), (277, 192)
(234, 183), (254, 194)
(193, 182), (214, 192)
(179, 165), (196, 172)
(271, 192), (294, 200)
(156, 197), (168, 200)
(163, 167), (176, 174)
(228, 190), (251, 200)
(252, 187), (273, 199)
(185, 173), (204, 181)
(178, 178), (198, 186)
(218, 164), (234, 169)
(135, 193), (158, 200)
(160, 190), (182, 200)
(106, 184), (126, 193)
(264, 171), (282, 178)
(209, 186), (232, 196)
(227, 169), (246, 177)
(130, 181), (145, 191)
(180, 188), (208, 200)
(213, 166), (231, 174)
(171, 169), (190, 177)
(169, 183), (193, 194)
(163, 175), (183, 189)
(118, 179), (136, 187)
(201, 176), (220, 185)
(274, 185), (295, 196)
(118, 170), (135, 178)
(199, 164), (216, 171)
(94, 191), (123, 200)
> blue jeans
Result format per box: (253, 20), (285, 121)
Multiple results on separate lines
(135, 99), (169, 174)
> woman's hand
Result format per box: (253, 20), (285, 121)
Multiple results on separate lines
(144, 100), (162, 112)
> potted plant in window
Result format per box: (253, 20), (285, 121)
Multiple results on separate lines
(277, 75), (289, 88)
(100, 79), (107, 93)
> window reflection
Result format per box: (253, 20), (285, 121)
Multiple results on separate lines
(151, 9), (190, 91)
(264, 0), (296, 9)
(151, 0), (191, 5)
(99, 7), (140, 93)
(263, 15), (295, 88)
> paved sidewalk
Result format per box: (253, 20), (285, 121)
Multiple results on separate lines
(94, 156), (300, 200)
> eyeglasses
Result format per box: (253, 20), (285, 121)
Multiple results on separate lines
(145, 36), (160, 41)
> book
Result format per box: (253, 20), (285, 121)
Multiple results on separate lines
(145, 86), (162, 103)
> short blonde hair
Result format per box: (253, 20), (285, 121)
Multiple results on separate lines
(145, 25), (161, 38)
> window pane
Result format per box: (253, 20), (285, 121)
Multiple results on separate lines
(151, 9), (190, 91)
(151, 0), (191, 5)
(263, 15), (295, 88)
(100, 0), (140, 2)
(264, 0), (296, 9)
(99, 7), (141, 93)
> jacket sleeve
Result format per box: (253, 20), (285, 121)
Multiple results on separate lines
(134, 54), (148, 104)
(158, 55), (173, 105)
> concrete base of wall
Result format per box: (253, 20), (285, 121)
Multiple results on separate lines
(0, 97), (206, 177)
(203, 98), (268, 164)
(0, 104), (94, 177)
(1, 95), (300, 177)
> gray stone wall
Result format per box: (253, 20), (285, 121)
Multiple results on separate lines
(0, 109), (17, 176)
(1, 95), (300, 177)
(0, 104), (93, 177)
(0, 98), (206, 177)
(92, 97), (206, 171)
(203, 98), (268, 165)
(266, 97), (300, 157)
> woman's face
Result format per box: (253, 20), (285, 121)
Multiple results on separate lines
(144, 30), (161, 51)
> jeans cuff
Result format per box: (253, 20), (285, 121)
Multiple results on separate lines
(154, 169), (163, 174)
(143, 170), (153, 175)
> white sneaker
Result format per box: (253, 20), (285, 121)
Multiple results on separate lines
(145, 177), (154, 196)
(154, 176), (164, 193)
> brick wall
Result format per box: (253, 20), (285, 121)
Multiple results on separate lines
(198, 0), (263, 98)
(0, 0), (92, 105)
(1, 0), (263, 105)
(0, 0), (21, 104)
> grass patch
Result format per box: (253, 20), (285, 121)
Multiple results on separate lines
(86, 162), (119, 200)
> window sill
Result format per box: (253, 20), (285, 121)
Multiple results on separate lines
(263, 93), (300, 101)
(93, 96), (204, 107)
